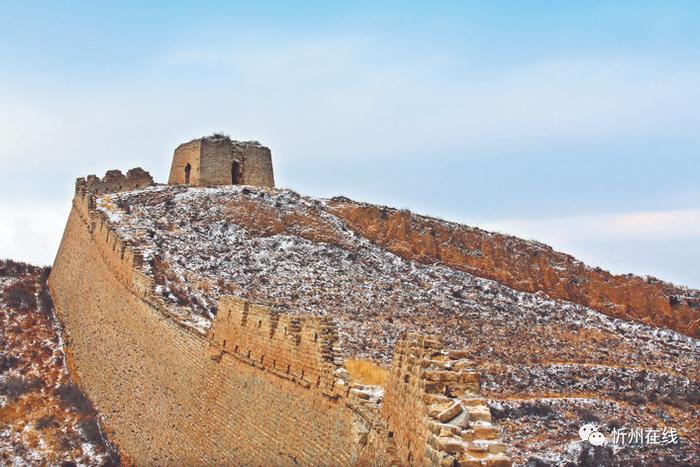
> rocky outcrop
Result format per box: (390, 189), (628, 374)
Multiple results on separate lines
(327, 199), (700, 338)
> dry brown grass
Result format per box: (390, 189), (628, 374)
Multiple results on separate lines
(99, 195), (117, 212)
(345, 359), (387, 386)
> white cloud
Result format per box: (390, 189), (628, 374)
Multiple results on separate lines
(479, 209), (700, 244)
(2, 36), (699, 176)
(158, 36), (700, 162)
(0, 200), (70, 266)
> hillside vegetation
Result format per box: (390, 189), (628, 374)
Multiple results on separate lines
(0, 260), (119, 465)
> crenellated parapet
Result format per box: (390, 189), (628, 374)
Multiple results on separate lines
(71, 179), (159, 307)
(209, 296), (346, 398)
(382, 334), (511, 466)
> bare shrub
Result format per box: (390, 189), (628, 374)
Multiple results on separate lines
(58, 434), (78, 453)
(0, 375), (42, 401)
(77, 417), (103, 444)
(38, 286), (54, 319)
(4, 280), (37, 311)
(35, 415), (59, 430)
(151, 255), (192, 308)
(55, 383), (96, 416)
(39, 266), (51, 282)
(490, 402), (555, 421)
(116, 198), (131, 214)
(0, 259), (30, 277)
(0, 355), (20, 373)
(150, 255), (172, 290)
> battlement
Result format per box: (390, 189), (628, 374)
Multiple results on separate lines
(76, 167), (153, 195)
(209, 297), (344, 397)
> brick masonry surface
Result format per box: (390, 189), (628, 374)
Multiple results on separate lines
(168, 136), (274, 188)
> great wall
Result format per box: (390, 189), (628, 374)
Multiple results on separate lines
(45, 135), (700, 465)
(47, 136), (513, 465)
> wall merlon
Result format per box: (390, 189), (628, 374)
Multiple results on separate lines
(75, 177), (87, 196)
(68, 191), (159, 308)
(209, 296), (345, 397)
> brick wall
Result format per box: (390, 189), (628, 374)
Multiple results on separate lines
(49, 187), (379, 465)
(168, 140), (202, 185)
(49, 182), (509, 465)
(382, 334), (511, 466)
(210, 297), (341, 396)
(199, 138), (234, 185)
(237, 144), (275, 187)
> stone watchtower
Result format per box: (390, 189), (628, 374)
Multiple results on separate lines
(168, 134), (275, 188)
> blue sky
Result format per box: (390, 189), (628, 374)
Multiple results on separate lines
(0, 1), (698, 287)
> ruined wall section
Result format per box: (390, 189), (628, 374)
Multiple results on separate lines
(80, 168), (153, 195)
(49, 184), (380, 465)
(70, 184), (150, 295)
(382, 334), (511, 466)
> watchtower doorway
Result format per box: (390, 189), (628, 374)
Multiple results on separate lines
(184, 163), (191, 184)
(231, 161), (241, 185)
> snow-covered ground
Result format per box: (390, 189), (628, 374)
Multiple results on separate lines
(98, 185), (700, 465)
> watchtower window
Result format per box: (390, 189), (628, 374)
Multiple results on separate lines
(184, 163), (191, 184)
(231, 161), (241, 185)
